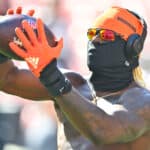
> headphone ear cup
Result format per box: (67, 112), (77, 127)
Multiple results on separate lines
(126, 34), (143, 58)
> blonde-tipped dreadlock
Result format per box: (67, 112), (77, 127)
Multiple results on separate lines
(133, 66), (146, 87)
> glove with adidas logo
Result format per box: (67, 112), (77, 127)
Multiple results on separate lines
(9, 18), (72, 97)
(9, 18), (62, 77)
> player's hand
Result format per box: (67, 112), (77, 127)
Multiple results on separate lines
(9, 18), (63, 77)
(6, 6), (35, 16)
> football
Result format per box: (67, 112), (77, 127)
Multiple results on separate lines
(0, 14), (56, 60)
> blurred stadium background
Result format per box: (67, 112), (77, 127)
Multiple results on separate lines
(0, 0), (150, 150)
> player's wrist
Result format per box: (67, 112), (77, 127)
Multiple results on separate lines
(39, 59), (72, 97)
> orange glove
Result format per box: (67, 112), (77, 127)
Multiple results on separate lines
(6, 6), (35, 16)
(9, 18), (63, 77)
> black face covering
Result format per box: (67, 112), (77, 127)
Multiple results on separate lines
(87, 38), (138, 92)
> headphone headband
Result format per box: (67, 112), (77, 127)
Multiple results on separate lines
(127, 9), (147, 43)
(125, 9), (147, 62)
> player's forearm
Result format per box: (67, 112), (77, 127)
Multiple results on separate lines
(55, 88), (121, 145)
(3, 81), (52, 100)
(1, 65), (52, 100)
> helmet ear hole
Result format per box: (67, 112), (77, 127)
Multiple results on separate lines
(126, 34), (142, 58)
